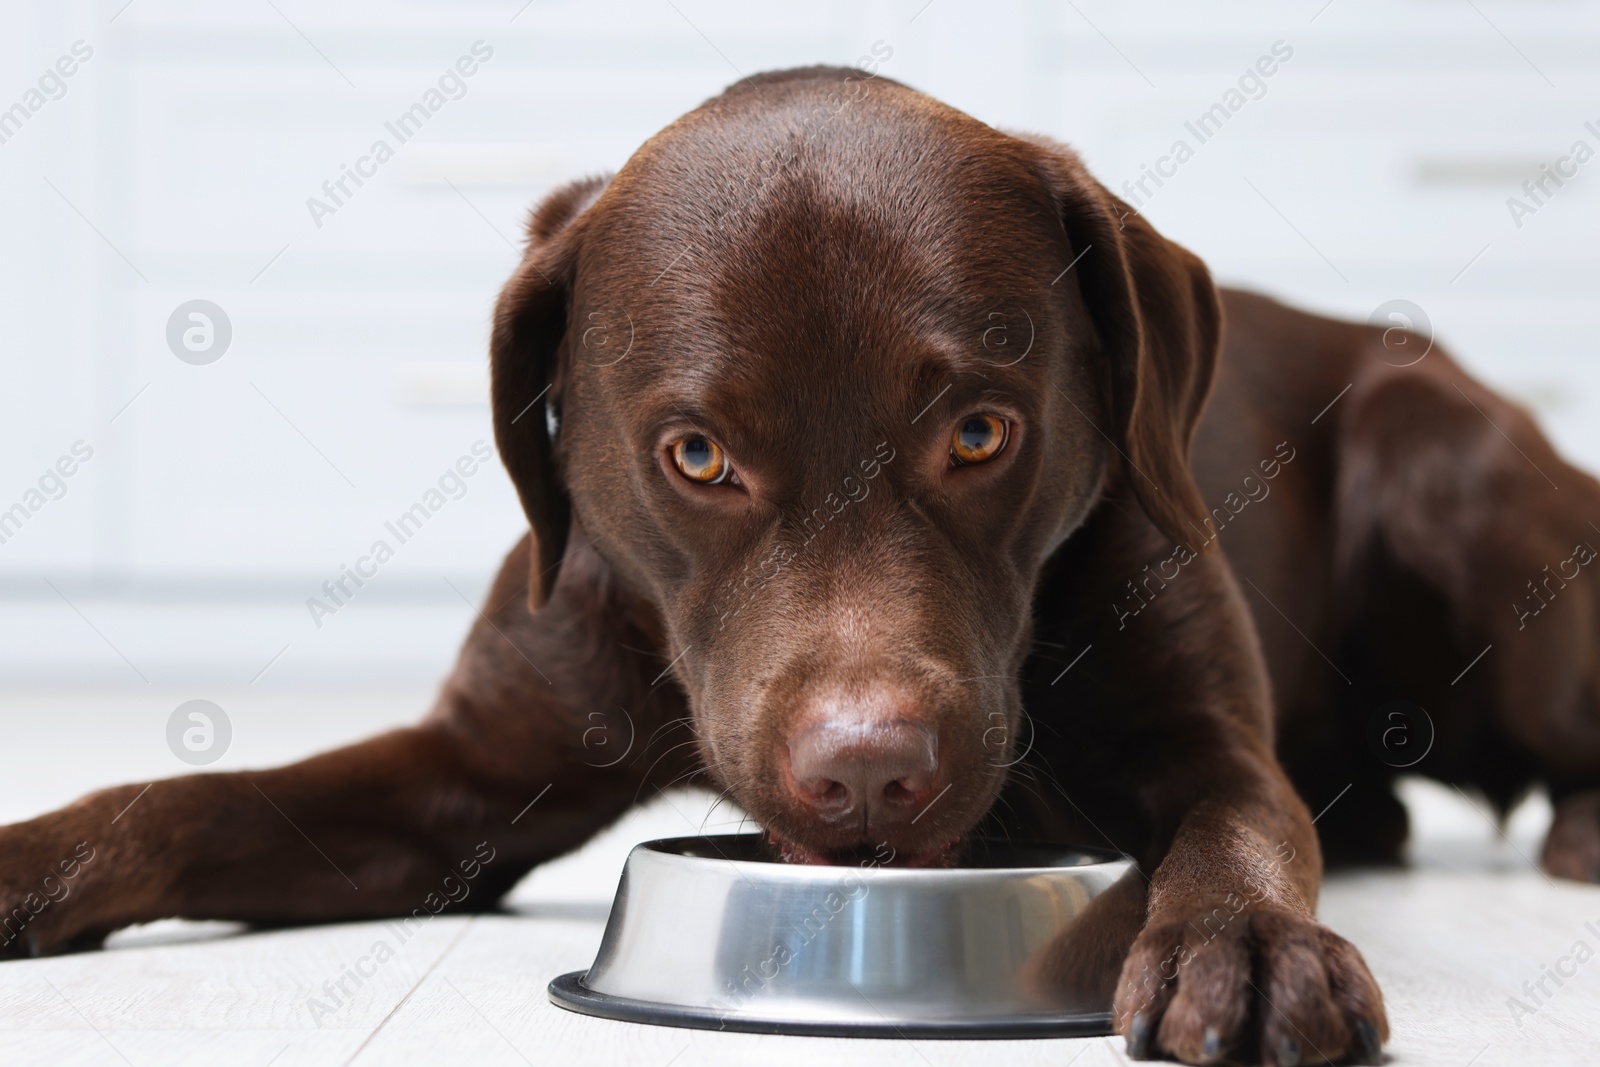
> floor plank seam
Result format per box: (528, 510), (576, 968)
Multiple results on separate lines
(341, 917), (477, 1067)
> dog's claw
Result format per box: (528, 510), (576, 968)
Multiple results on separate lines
(1200, 1025), (1222, 1063)
(1353, 1019), (1383, 1064)
(1274, 1034), (1301, 1067)
(1126, 1011), (1154, 1060)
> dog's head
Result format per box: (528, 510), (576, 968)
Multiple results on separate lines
(491, 67), (1219, 864)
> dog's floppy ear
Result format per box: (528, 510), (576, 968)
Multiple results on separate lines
(1028, 138), (1222, 548)
(491, 174), (610, 610)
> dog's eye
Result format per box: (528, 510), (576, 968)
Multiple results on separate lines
(950, 415), (1008, 466)
(671, 437), (731, 484)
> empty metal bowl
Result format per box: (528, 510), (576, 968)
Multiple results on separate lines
(548, 833), (1136, 1038)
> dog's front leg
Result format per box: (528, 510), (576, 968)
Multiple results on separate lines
(1099, 552), (1389, 1066)
(1115, 769), (1387, 1066)
(0, 536), (692, 958)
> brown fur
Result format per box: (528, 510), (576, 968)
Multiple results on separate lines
(4, 67), (1599, 1066)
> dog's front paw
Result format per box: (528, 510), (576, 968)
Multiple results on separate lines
(1113, 907), (1387, 1066)
(1544, 789), (1600, 882)
(0, 822), (106, 961)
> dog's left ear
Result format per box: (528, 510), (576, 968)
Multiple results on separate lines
(1027, 138), (1222, 548)
(491, 174), (611, 610)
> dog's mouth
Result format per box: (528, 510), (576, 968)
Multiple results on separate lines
(764, 832), (961, 868)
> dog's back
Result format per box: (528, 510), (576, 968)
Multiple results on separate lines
(1202, 289), (1600, 875)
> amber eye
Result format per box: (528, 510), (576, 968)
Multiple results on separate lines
(950, 415), (1008, 465)
(671, 436), (731, 484)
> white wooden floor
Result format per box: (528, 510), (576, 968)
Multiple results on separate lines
(1, 683), (1596, 1067)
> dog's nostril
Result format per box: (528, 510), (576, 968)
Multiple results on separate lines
(797, 778), (850, 807)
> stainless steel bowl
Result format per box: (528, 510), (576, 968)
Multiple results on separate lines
(548, 833), (1136, 1038)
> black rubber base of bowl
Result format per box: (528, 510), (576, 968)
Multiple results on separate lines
(548, 971), (1114, 1040)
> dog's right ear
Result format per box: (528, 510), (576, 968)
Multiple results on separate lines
(491, 174), (611, 611)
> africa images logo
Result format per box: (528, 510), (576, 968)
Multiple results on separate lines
(0, 40), (93, 147)
(304, 41), (494, 229)
(305, 441), (495, 628)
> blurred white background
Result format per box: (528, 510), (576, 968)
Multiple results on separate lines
(2, 0), (1597, 691)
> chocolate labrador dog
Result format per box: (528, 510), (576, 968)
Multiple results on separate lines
(5, 66), (1600, 1065)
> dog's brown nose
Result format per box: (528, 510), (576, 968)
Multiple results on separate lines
(786, 718), (939, 827)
